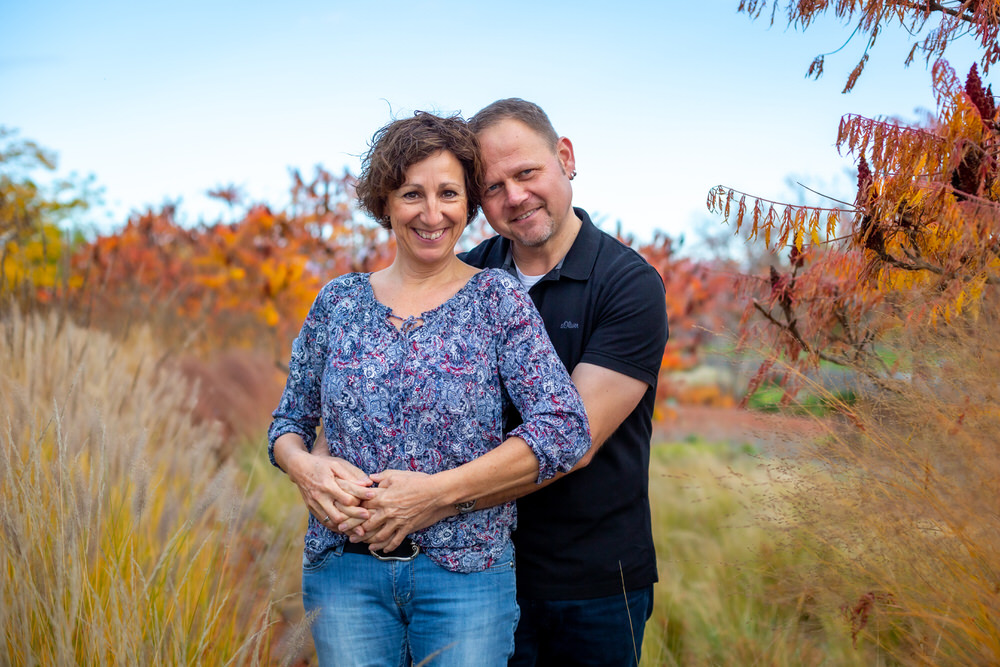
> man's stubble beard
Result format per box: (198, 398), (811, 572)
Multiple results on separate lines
(510, 214), (556, 249)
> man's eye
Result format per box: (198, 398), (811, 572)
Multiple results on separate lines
(519, 169), (534, 178)
(485, 183), (501, 194)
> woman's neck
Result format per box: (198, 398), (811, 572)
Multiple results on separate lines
(371, 256), (478, 322)
(384, 254), (463, 287)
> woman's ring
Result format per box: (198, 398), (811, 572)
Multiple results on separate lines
(322, 515), (330, 523)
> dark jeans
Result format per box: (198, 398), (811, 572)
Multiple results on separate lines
(509, 585), (654, 666)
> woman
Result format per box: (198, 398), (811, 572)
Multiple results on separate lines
(268, 112), (590, 667)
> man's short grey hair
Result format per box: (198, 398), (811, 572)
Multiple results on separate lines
(469, 98), (559, 150)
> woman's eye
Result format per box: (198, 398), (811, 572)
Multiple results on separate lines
(442, 189), (459, 199)
(401, 191), (420, 200)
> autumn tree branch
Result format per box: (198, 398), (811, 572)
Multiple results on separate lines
(752, 299), (896, 383)
(897, 0), (980, 23)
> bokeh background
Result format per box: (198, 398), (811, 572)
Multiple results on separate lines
(3, 2), (998, 665)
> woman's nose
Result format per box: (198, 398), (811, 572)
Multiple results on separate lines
(424, 197), (444, 224)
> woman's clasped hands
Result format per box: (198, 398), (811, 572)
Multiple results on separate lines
(287, 450), (451, 552)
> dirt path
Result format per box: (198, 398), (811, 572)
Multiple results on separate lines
(653, 405), (827, 455)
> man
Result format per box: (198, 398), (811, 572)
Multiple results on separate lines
(296, 99), (668, 664)
(459, 99), (668, 665)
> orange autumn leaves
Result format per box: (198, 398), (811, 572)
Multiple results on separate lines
(5, 128), (738, 398)
(708, 61), (999, 382)
(71, 200), (734, 377)
(68, 171), (395, 350)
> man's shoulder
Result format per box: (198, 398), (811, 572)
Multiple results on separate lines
(460, 235), (507, 269)
(587, 231), (664, 295)
(592, 228), (653, 269)
(568, 209), (661, 287)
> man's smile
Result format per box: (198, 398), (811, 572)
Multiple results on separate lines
(512, 207), (541, 223)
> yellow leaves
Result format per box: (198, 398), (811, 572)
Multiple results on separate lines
(809, 213), (822, 247)
(194, 273), (227, 290)
(880, 265), (926, 292)
(792, 208), (807, 251)
(826, 209), (840, 240)
(932, 59), (962, 110)
(838, 114), (949, 191)
(708, 185), (843, 252)
(259, 301), (280, 327)
(2, 222), (65, 290)
(929, 275), (987, 326)
(261, 255), (307, 297)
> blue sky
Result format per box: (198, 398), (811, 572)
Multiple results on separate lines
(1, 1), (988, 244)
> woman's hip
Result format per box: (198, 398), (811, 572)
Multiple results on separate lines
(302, 541), (517, 667)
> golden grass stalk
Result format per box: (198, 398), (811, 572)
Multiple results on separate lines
(0, 307), (294, 665)
(756, 298), (1000, 665)
(642, 443), (868, 666)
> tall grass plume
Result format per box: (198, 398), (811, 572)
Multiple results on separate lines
(763, 298), (1000, 665)
(0, 307), (297, 665)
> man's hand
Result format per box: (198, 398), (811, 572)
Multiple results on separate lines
(357, 469), (455, 552)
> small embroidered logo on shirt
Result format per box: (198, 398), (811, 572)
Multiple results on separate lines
(560, 321), (579, 329)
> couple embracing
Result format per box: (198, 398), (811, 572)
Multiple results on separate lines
(269, 98), (668, 666)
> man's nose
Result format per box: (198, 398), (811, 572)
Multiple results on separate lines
(506, 182), (529, 207)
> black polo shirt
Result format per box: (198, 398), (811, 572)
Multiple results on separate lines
(461, 208), (669, 600)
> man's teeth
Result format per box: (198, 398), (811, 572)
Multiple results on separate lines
(415, 229), (445, 240)
(514, 209), (536, 222)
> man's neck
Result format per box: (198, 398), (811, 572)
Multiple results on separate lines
(510, 209), (583, 276)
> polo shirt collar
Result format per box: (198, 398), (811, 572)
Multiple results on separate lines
(499, 207), (601, 282)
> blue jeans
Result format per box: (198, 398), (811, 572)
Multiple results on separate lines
(302, 542), (518, 667)
(509, 585), (654, 666)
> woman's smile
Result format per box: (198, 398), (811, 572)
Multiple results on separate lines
(414, 228), (447, 241)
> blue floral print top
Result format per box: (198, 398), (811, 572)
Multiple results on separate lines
(268, 269), (590, 573)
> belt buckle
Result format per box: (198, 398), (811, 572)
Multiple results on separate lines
(371, 540), (420, 562)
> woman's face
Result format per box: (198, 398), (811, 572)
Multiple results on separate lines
(385, 150), (468, 270)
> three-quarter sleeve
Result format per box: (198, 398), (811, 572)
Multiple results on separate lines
(267, 283), (332, 469)
(489, 272), (591, 481)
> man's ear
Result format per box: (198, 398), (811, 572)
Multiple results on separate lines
(556, 136), (576, 177)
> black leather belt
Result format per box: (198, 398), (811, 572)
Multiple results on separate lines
(342, 538), (420, 561)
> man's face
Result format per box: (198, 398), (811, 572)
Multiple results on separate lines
(477, 119), (575, 249)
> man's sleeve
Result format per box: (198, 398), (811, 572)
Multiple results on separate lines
(579, 260), (668, 386)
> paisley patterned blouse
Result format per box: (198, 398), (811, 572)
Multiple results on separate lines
(268, 269), (590, 573)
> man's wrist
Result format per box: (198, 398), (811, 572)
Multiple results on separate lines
(454, 499), (477, 514)
(433, 467), (477, 515)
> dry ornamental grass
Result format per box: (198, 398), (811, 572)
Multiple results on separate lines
(0, 308), (298, 665)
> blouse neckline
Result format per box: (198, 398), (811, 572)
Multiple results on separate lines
(362, 269), (487, 331)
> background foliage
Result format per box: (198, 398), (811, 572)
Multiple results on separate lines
(3, 2), (997, 659)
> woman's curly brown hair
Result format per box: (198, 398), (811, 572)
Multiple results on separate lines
(355, 112), (483, 230)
